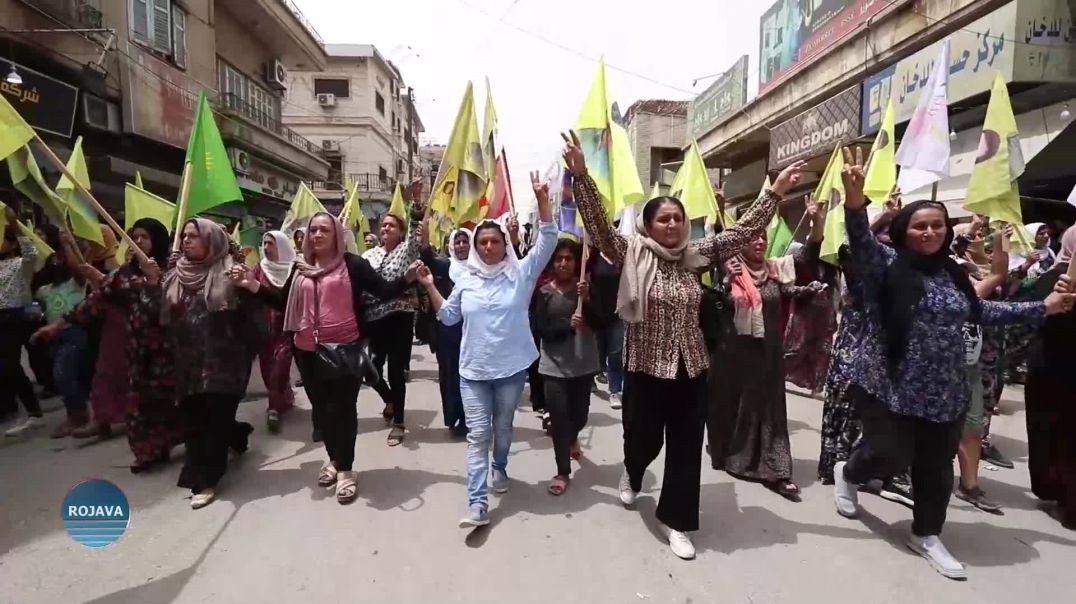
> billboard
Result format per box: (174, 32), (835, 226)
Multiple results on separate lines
(687, 55), (749, 141)
(0, 57), (78, 138)
(759, 0), (908, 95)
(769, 86), (862, 167)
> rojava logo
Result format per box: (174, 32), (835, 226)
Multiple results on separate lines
(62, 479), (130, 548)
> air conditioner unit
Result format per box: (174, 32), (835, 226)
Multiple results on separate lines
(229, 148), (252, 175)
(317, 93), (336, 107)
(264, 59), (287, 90)
(322, 139), (340, 152)
(81, 95), (121, 133)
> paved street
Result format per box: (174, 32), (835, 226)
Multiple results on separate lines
(1, 348), (1072, 604)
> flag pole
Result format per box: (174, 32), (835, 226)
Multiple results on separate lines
(31, 135), (150, 266)
(172, 161), (193, 250)
(575, 236), (590, 356)
(501, 147), (517, 215)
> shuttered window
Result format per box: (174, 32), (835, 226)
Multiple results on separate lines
(171, 4), (186, 69)
(131, 0), (186, 68)
(150, 0), (171, 54)
(131, 0), (149, 40)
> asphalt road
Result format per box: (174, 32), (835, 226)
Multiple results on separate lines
(1, 347), (1072, 604)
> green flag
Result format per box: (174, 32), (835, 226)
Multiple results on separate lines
(766, 212), (795, 258)
(55, 136), (104, 245)
(183, 93), (242, 219)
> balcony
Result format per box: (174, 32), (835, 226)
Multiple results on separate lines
(216, 0), (328, 70)
(309, 173), (396, 195)
(20, 0), (103, 29)
(217, 93), (321, 156)
(215, 92), (328, 180)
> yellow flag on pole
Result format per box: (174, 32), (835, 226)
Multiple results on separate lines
(55, 136), (104, 245)
(117, 182), (177, 263)
(0, 200), (54, 271)
(0, 92), (36, 161)
(863, 99), (897, 203)
(430, 82), (487, 224)
(817, 146), (848, 265)
(280, 182), (327, 235)
(388, 182), (408, 226)
(670, 140), (717, 222)
(6, 145), (66, 221)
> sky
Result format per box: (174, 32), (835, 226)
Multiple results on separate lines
(294, 0), (773, 214)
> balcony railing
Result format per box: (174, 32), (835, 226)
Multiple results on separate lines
(21, 0), (103, 28)
(217, 93), (322, 156)
(309, 173), (396, 194)
(278, 0), (325, 46)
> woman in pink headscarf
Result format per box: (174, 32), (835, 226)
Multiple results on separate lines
(230, 212), (421, 505)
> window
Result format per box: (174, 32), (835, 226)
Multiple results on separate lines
(218, 59), (280, 129)
(378, 166), (388, 182)
(396, 159), (403, 174)
(171, 3), (186, 69)
(131, 0), (187, 67)
(375, 92), (385, 115)
(313, 78), (350, 98)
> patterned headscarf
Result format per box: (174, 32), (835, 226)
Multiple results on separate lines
(161, 218), (237, 324)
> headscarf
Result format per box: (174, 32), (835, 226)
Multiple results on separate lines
(616, 199), (708, 323)
(1008, 222), (1057, 273)
(161, 218), (237, 324)
(881, 200), (980, 376)
(730, 251), (795, 338)
(1057, 225), (1076, 265)
(467, 218), (520, 280)
(259, 230), (296, 288)
(83, 226), (119, 268)
(448, 227), (472, 283)
(283, 212), (348, 333)
(120, 218), (170, 277)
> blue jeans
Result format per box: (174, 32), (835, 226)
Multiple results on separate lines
(460, 370), (527, 509)
(54, 326), (90, 415)
(598, 318), (625, 394)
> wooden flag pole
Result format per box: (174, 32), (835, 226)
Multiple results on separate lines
(31, 135), (150, 266)
(574, 239), (590, 356)
(172, 161), (194, 250)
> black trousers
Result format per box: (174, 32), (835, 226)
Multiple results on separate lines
(177, 393), (250, 493)
(0, 309), (41, 417)
(296, 351), (362, 471)
(843, 386), (963, 537)
(623, 367), (707, 532)
(528, 332), (546, 412)
(544, 375), (593, 476)
(367, 311), (413, 425)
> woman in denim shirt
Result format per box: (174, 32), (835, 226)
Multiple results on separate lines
(831, 148), (1076, 580)
(418, 171), (557, 528)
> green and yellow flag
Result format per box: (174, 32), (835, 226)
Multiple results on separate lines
(339, 180), (369, 254)
(863, 99), (897, 203)
(0, 92), (36, 161)
(574, 59), (644, 220)
(7, 145), (66, 221)
(230, 222), (260, 268)
(817, 146), (847, 266)
(761, 175), (793, 258)
(280, 182), (327, 234)
(117, 182), (176, 263)
(182, 93), (243, 219)
(964, 73), (1033, 251)
(54, 137), (104, 245)
(430, 82), (487, 225)
(670, 140), (718, 222)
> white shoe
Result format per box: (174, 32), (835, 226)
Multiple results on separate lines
(833, 461), (859, 518)
(5, 416), (46, 437)
(191, 489), (216, 510)
(906, 534), (967, 580)
(609, 393), (622, 410)
(618, 469), (638, 506)
(659, 523), (696, 560)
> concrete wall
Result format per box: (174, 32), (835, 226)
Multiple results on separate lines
(215, 5), (277, 84)
(628, 111), (687, 187)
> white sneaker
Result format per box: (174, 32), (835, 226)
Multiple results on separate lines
(833, 461), (859, 518)
(609, 393), (622, 410)
(659, 523), (696, 560)
(5, 416), (46, 437)
(191, 489), (216, 510)
(618, 468), (638, 506)
(906, 534), (967, 580)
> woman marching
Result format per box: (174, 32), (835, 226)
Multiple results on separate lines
(149, 218), (261, 509)
(0, 205), (44, 433)
(831, 148), (1075, 579)
(416, 171), (557, 528)
(533, 238), (600, 496)
(230, 213), (421, 504)
(564, 130), (805, 560)
(252, 231), (297, 433)
(362, 211), (424, 446)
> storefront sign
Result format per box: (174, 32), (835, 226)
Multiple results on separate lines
(121, 42), (198, 149)
(687, 55), (749, 141)
(0, 57), (78, 137)
(1014, 0), (1076, 82)
(233, 151), (301, 202)
(769, 86), (861, 167)
(759, 0), (910, 95)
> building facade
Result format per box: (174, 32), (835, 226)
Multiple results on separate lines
(282, 43), (424, 213)
(622, 100), (690, 189)
(0, 0), (329, 231)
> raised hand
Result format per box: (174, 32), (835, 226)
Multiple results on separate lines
(1055, 273), (1073, 294)
(1044, 289), (1076, 315)
(227, 264), (259, 292)
(561, 130), (586, 176)
(772, 160), (808, 196)
(404, 260), (424, 283)
(414, 220), (428, 248)
(414, 263), (434, 287)
(141, 258), (162, 285)
(725, 257), (744, 278)
(841, 146), (867, 210)
(883, 186), (903, 216)
(576, 281), (590, 301)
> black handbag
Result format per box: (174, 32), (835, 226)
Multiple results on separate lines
(311, 279), (378, 382)
(699, 269), (735, 355)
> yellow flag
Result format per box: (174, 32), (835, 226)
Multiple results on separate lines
(863, 99), (896, 203)
(482, 77), (498, 181)
(339, 181), (368, 254)
(817, 146), (848, 265)
(118, 182), (176, 263)
(281, 182), (327, 234)
(0, 92), (36, 161)
(6, 145), (66, 221)
(388, 182), (408, 225)
(54, 137), (104, 245)
(670, 140), (718, 221)
(430, 82), (487, 224)
(964, 73), (1032, 251)
(0, 200), (53, 271)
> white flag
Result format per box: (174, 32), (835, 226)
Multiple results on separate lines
(895, 40), (951, 193)
(1068, 183), (1076, 207)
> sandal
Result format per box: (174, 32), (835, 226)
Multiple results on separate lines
(336, 471), (358, 504)
(387, 425), (405, 447)
(318, 463), (338, 487)
(771, 479), (801, 501)
(548, 475), (570, 496)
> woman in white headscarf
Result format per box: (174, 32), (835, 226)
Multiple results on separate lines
(1009, 222), (1057, 279)
(253, 231), (297, 433)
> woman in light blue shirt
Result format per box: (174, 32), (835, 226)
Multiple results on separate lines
(417, 171), (556, 528)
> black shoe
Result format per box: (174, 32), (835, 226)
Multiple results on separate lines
(955, 484), (1003, 514)
(230, 422), (254, 454)
(312, 428), (323, 442)
(981, 443), (1014, 469)
(449, 425), (469, 438)
(595, 372), (608, 385)
(879, 477), (915, 508)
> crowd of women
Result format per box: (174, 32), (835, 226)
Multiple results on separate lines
(2, 132), (1075, 579)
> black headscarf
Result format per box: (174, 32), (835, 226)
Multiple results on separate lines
(881, 200), (980, 376)
(120, 217), (171, 277)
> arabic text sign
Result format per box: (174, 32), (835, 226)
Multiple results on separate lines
(1014, 0), (1076, 81)
(688, 55), (749, 140)
(0, 57), (79, 138)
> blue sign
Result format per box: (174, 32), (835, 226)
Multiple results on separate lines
(62, 479), (130, 548)
(861, 64), (896, 136)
